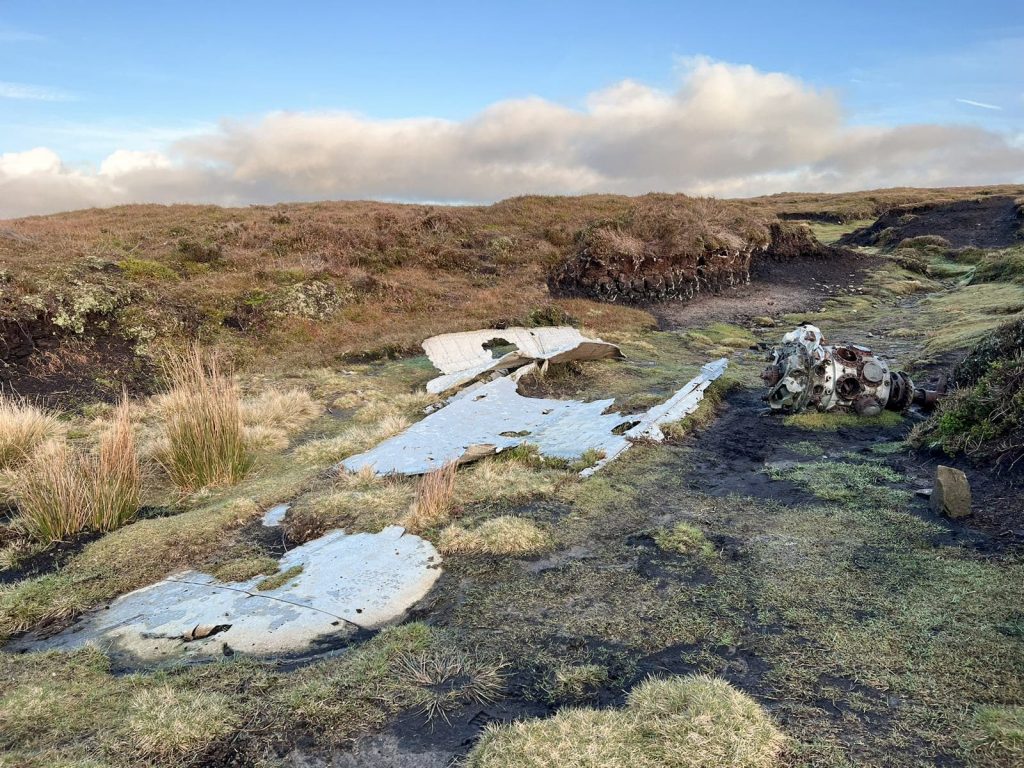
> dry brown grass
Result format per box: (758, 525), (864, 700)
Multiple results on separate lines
(402, 462), (458, 533)
(8, 398), (141, 543)
(157, 347), (253, 490)
(748, 184), (1024, 222)
(124, 685), (239, 763)
(0, 195), (670, 376)
(89, 397), (142, 532)
(0, 397), (61, 471)
(9, 441), (91, 543)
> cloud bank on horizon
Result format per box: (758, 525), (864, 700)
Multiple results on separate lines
(2, 58), (1022, 219)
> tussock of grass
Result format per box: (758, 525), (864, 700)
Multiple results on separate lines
(397, 649), (506, 723)
(783, 410), (903, 431)
(402, 462), (458, 533)
(89, 398), (142, 532)
(240, 386), (321, 452)
(124, 685), (239, 763)
(0, 397), (61, 471)
(654, 523), (715, 557)
(0, 573), (90, 639)
(439, 516), (551, 556)
(9, 441), (91, 543)
(157, 347), (253, 490)
(466, 674), (785, 768)
(454, 458), (562, 507)
(9, 399), (142, 543)
(540, 663), (609, 702)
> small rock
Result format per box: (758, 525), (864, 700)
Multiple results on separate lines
(914, 488), (933, 498)
(930, 466), (971, 519)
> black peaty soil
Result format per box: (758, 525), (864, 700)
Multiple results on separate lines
(652, 248), (880, 330)
(839, 196), (1023, 249)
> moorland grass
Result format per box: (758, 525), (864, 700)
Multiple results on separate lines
(10, 399), (141, 543)
(466, 674), (785, 768)
(157, 347), (253, 490)
(654, 522), (715, 557)
(438, 516), (551, 556)
(401, 462), (458, 534)
(0, 397), (61, 471)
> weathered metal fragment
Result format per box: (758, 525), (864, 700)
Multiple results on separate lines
(342, 358), (728, 477)
(422, 326), (622, 394)
(19, 526), (441, 663)
(762, 323), (930, 414)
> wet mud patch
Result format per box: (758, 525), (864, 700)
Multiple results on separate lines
(668, 387), (911, 506)
(0, 530), (105, 584)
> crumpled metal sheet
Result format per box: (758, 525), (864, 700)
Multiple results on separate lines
(423, 326), (622, 394)
(19, 526), (441, 663)
(342, 358), (728, 477)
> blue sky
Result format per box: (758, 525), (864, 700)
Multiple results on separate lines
(1, 1), (1022, 215)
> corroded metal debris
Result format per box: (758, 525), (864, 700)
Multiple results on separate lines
(18, 525), (442, 663)
(422, 326), (621, 395)
(343, 359), (727, 477)
(762, 323), (937, 415)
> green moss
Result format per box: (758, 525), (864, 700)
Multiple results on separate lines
(766, 459), (910, 510)
(684, 322), (756, 352)
(117, 258), (177, 281)
(654, 522), (715, 557)
(256, 564), (303, 591)
(783, 409), (903, 431)
(209, 556), (278, 582)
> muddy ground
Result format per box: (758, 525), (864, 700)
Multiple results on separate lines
(839, 196), (1022, 249)
(650, 249), (879, 329)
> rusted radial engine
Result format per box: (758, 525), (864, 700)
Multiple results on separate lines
(762, 324), (930, 415)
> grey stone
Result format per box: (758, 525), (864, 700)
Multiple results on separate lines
(930, 465), (972, 519)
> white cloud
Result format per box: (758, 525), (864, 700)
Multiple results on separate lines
(2, 58), (1023, 218)
(0, 81), (74, 101)
(955, 98), (1002, 110)
(99, 149), (172, 177)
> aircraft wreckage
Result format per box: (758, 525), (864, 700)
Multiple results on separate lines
(343, 326), (727, 477)
(762, 323), (939, 414)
